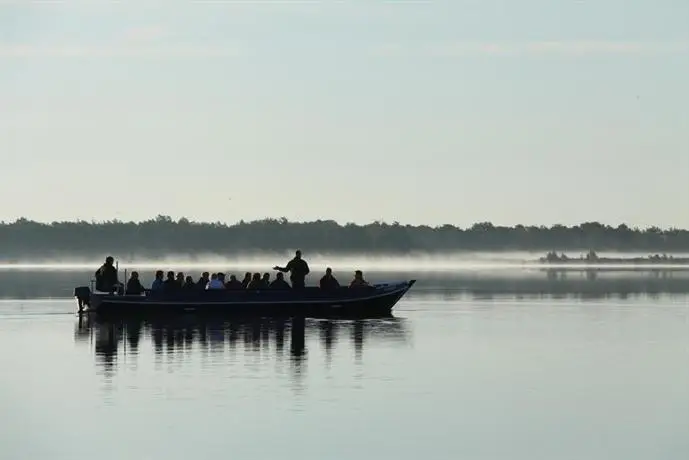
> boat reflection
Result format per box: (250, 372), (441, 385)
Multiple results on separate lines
(74, 315), (411, 379)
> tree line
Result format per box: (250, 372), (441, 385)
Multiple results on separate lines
(1, 216), (689, 260)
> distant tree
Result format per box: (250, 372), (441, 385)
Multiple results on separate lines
(0, 217), (688, 260)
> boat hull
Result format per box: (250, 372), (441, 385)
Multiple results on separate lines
(77, 280), (415, 319)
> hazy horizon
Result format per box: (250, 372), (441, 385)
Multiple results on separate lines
(4, 250), (689, 272)
(2, 1), (689, 228)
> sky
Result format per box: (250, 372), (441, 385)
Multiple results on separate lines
(1, 0), (688, 228)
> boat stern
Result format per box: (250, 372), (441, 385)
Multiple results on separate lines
(73, 286), (104, 312)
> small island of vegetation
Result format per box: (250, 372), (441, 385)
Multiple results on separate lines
(539, 250), (689, 265)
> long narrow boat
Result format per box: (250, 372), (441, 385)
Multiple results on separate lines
(74, 280), (416, 318)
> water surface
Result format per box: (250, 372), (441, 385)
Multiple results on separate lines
(1, 269), (688, 459)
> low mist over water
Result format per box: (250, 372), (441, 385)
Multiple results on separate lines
(4, 250), (689, 271)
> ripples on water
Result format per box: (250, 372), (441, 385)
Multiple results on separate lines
(1, 269), (689, 459)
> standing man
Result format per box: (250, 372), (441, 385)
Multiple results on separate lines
(273, 250), (310, 288)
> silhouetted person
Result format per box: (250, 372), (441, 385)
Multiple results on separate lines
(176, 272), (185, 287)
(349, 270), (370, 288)
(163, 271), (178, 291)
(183, 276), (196, 289)
(261, 272), (271, 288)
(151, 270), (164, 291)
(273, 249), (310, 288)
(247, 272), (263, 290)
(225, 274), (243, 289)
(197, 272), (210, 289)
(125, 271), (145, 295)
(270, 272), (291, 289)
(207, 273), (225, 290)
(319, 267), (340, 289)
(241, 272), (252, 288)
(95, 256), (121, 293)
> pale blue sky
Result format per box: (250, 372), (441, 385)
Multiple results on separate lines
(1, 1), (688, 228)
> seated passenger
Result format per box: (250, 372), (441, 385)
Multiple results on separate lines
(319, 267), (340, 289)
(197, 272), (210, 289)
(205, 273), (216, 289)
(241, 272), (252, 288)
(270, 272), (291, 289)
(95, 256), (122, 293)
(151, 270), (164, 291)
(349, 270), (371, 288)
(163, 271), (178, 291)
(125, 271), (145, 295)
(225, 274), (243, 289)
(206, 273), (225, 290)
(176, 272), (185, 287)
(247, 272), (263, 290)
(183, 276), (196, 289)
(261, 273), (271, 288)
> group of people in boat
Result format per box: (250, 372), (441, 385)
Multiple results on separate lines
(94, 251), (372, 295)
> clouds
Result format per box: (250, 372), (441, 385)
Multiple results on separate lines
(2, 40), (687, 59)
(2, 0), (688, 61)
(0, 16), (245, 58)
(370, 41), (689, 57)
(0, 44), (243, 58)
(0, 43), (244, 58)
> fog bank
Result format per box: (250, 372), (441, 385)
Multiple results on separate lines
(3, 251), (689, 272)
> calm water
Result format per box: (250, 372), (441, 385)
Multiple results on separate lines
(1, 268), (688, 459)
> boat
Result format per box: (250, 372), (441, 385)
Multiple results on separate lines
(73, 280), (416, 319)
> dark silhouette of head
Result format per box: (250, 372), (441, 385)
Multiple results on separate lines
(155, 270), (163, 279)
(166, 271), (175, 281)
(325, 267), (332, 276)
(130, 271), (139, 279)
(276, 272), (285, 281)
(295, 250), (302, 259)
(105, 256), (114, 265)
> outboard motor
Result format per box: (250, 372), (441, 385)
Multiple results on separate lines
(73, 286), (91, 312)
